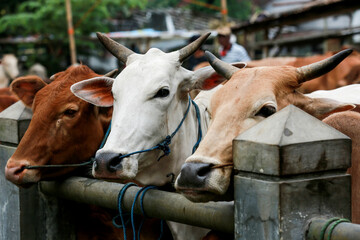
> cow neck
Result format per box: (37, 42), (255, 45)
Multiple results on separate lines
(113, 95), (202, 162)
(22, 122), (112, 170)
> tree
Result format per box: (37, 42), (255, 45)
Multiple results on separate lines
(0, 0), (147, 73)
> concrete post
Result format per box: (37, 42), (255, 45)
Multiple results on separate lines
(0, 101), (75, 240)
(233, 105), (351, 240)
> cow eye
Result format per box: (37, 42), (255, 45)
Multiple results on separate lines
(64, 109), (77, 117)
(255, 105), (276, 118)
(154, 88), (170, 98)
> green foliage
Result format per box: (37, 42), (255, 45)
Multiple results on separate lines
(0, 0), (147, 73)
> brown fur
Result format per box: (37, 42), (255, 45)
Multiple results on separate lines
(323, 111), (360, 223)
(0, 87), (18, 111)
(247, 50), (360, 93)
(5, 65), (168, 240)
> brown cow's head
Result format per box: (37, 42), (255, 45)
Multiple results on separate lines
(5, 65), (113, 187)
(175, 49), (355, 202)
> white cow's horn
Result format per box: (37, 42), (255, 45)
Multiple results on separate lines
(205, 51), (239, 79)
(96, 32), (134, 64)
(178, 32), (211, 63)
(297, 49), (353, 83)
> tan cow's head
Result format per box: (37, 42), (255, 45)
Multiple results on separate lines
(175, 49), (355, 202)
(5, 65), (114, 187)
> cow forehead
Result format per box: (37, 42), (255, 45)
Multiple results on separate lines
(113, 50), (188, 95)
(216, 67), (297, 100)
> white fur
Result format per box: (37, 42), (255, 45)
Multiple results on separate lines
(305, 84), (360, 104)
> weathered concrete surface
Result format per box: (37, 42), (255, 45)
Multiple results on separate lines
(233, 105), (352, 240)
(0, 101), (32, 144)
(0, 145), (19, 240)
(235, 174), (351, 240)
(233, 105), (351, 176)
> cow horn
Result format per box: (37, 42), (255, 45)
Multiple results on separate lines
(104, 69), (118, 78)
(204, 51), (239, 79)
(178, 32), (211, 63)
(297, 49), (353, 83)
(96, 32), (134, 64)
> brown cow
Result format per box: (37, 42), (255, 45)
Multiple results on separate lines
(247, 50), (360, 93)
(5, 67), (112, 184)
(4, 65), (170, 239)
(174, 50), (358, 217)
(323, 111), (360, 223)
(0, 87), (19, 111)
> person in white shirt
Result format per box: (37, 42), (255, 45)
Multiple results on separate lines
(217, 26), (251, 63)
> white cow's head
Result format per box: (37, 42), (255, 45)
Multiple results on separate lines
(71, 32), (237, 185)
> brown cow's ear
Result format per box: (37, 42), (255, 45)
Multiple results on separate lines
(301, 97), (355, 120)
(10, 75), (47, 108)
(71, 77), (114, 107)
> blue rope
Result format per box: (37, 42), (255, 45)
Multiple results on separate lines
(114, 95), (202, 162)
(113, 183), (164, 240)
(112, 183), (137, 239)
(99, 121), (112, 149)
(24, 120), (112, 169)
(191, 99), (202, 153)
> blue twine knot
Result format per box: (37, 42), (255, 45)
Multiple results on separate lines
(156, 136), (171, 161)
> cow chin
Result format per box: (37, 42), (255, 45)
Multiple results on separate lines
(176, 167), (233, 203)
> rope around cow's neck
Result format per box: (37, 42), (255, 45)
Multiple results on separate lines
(22, 121), (112, 170)
(113, 95), (202, 162)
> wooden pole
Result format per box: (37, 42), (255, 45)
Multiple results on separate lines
(65, 0), (77, 65)
(220, 0), (228, 24)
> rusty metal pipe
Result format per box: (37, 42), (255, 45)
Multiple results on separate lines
(40, 177), (234, 233)
(306, 218), (360, 240)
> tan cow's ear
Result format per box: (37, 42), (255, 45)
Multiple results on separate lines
(10, 75), (47, 108)
(301, 97), (355, 120)
(71, 77), (114, 107)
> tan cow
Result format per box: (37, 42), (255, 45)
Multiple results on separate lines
(247, 50), (360, 93)
(175, 49), (355, 205)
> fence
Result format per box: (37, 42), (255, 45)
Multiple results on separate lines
(1, 101), (360, 239)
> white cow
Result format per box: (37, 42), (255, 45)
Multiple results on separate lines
(71, 32), (244, 240)
(0, 54), (19, 87)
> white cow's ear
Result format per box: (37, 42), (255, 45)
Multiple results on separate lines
(71, 77), (114, 107)
(10, 75), (47, 108)
(189, 62), (246, 91)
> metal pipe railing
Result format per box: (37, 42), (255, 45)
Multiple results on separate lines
(306, 218), (360, 240)
(40, 176), (234, 233)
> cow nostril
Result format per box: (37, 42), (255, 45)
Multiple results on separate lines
(197, 163), (213, 177)
(14, 166), (25, 175)
(107, 154), (123, 172)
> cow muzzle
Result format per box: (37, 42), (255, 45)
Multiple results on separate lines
(5, 160), (39, 186)
(93, 150), (137, 179)
(175, 161), (233, 202)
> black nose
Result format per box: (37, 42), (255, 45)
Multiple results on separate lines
(107, 154), (124, 172)
(177, 162), (213, 188)
(95, 151), (124, 173)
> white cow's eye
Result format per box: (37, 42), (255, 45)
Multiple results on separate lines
(153, 88), (170, 98)
(255, 105), (276, 118)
